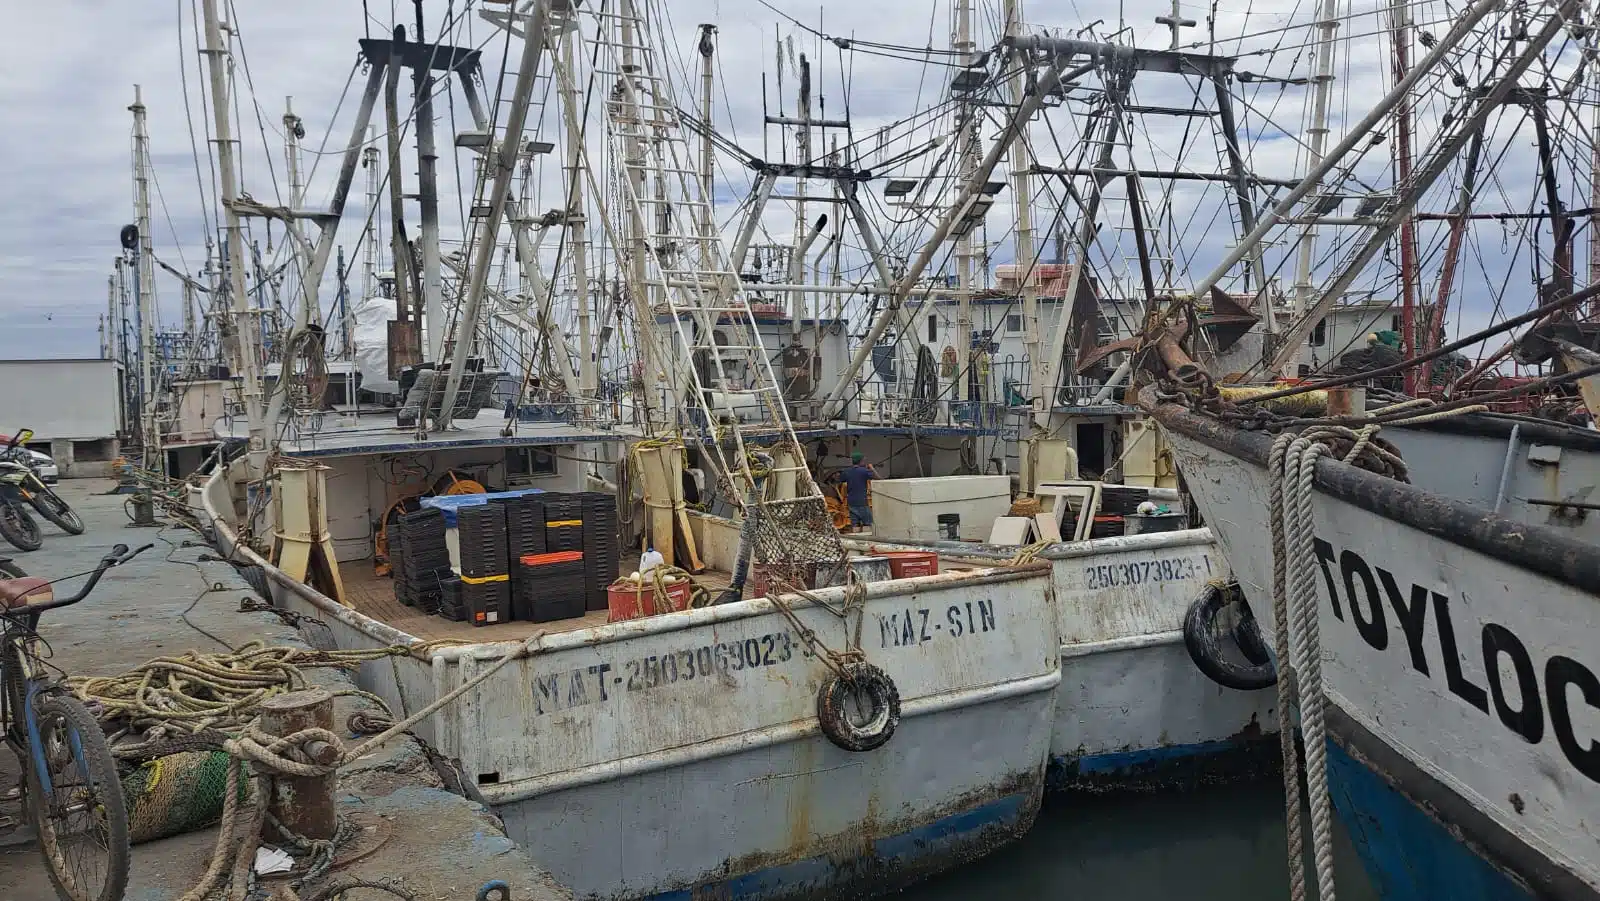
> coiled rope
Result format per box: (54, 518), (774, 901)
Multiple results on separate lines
(83, 632), (552, 901)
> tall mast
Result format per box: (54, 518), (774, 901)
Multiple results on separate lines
(106, 274), (118, 361)
(384, 29), (417, 347)
(435, 0), (552, 426)
(1287, 0), (1342, 375)
(1390, 0), (1419, 392)
(130, 85), (160, 470)
(200, 0), (267, 454)
(283, 95), (317, 329)
(564, 20), (595, 395)
(619, 0), (660, 426)
(1005, 0), (1041, 413)
(413, 0), (444, 362)
(698, 25), (717, 238)
(792, 50), (811, 334)
(1591, 76), (1600, 317)
(953, 0), (977, 396)
(361, 127), (381, 304)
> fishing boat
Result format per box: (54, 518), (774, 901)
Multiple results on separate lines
(1128, 1), (1600, 896)
(175, 2), (1072, 898)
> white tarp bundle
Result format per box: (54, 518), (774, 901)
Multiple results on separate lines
(351, 292), (399, 394)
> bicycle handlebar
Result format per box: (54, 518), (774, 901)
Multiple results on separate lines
(19, 543), (153, 615)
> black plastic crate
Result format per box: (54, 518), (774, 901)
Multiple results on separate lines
(502, 497), (548, 559)
(457, 505), (509, 577)
(546, 523), (584, 552)
(407, 567), (452, 614)
(462, 578), (511, 626)
(515, 553), (586, 622)
(435, 575), (465, 621)
(581, 522), (620, 612)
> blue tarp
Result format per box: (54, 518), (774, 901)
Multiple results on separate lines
(421, 487), (546, 527)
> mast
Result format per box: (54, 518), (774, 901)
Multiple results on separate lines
(106, 275), (117, 361)
(283, 95), (316, 329)
(130, 85), (161, 470)
(384, 29), (416, 345)
(1389, 0), (1419, 392)
(619, 0), (660, 426)
(1287, 0), (1342, 375)
(413, 0), (444, 362)
(1592, 75), (1600, 317)
(698, 25), (717, 238)
(792, 51), (811, 334)
(199, 0), (267, 454)
(565, 19), (596, 395)
(1006, 0), (1042, 414)
(361, 127), (381, 305)
(953, 0), (978, 397)
(435, 0), (552, 427)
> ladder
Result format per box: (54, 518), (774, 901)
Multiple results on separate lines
(586, 0), (841, 561)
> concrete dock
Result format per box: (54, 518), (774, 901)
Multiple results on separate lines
(0, 480), (570, 901)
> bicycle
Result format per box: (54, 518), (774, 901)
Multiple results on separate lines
(1, 543), (150, 901)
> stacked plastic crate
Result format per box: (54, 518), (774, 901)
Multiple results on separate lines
(501, 495), (548, 622)
(394, 508), (451, 614)
(456, 504), (511, 626)
(578, 492), (621, 612)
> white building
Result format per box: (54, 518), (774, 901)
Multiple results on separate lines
(0, 358), (125, 477)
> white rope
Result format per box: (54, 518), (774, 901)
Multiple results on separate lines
(1267, 434), (1308, 901)
(1283, 434), (1338, 901)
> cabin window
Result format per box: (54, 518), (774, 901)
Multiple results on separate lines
(1310, 319), (1327, 347)
(506, 446), (558, 480)
(927, 314), (938, 342)
(1005, 313), (1023, 334)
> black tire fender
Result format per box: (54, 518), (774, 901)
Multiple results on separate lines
(1183, 582), (1278, 691)
(816, 661), (901, 752)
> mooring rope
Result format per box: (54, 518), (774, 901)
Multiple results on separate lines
(1267, 434), (1308, 901)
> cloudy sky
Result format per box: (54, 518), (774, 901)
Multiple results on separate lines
(0, 0), (1588, 369)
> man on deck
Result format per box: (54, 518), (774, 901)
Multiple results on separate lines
(841, 452), (877, 533)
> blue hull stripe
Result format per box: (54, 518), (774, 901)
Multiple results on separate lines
(1328, 738), (1533, 901)
(1058, 736), (1258, 776)
(642, 791), (1032, 901)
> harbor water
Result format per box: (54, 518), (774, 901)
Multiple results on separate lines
(900, 780), (1378, 901)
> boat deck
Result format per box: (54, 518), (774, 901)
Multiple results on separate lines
(339, 553), (734, 643)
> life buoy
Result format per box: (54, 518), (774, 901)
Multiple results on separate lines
(1182, 582), (1277, 691)
(816, 661), (901, 752)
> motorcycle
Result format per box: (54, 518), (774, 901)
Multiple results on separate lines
(0, 430), (83, 545)
(0, 469), (40, 552)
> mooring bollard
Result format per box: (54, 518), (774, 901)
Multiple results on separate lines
(258, 688), (338, 841)
(1325, 386), (1367, 418)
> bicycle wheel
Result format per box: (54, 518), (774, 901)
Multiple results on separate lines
(25, 692), (129, 901)
(0, 502), (41, 552)
(28, 488), (84, 536)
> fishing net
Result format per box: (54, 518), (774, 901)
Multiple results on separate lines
(121, 750), (242, 844)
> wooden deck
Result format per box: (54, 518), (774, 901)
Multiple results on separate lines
(339, 554), (732, 643)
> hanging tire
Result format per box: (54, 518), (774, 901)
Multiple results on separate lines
(816, 661), (900, 752)
(29, 488), (84, 535)
(0, 503), (42, 552)
(1183, 582), (1277, 691)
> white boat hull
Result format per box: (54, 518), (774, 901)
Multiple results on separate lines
(198, 471), (1059, 901)
(1152, 400), (1600, 899)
